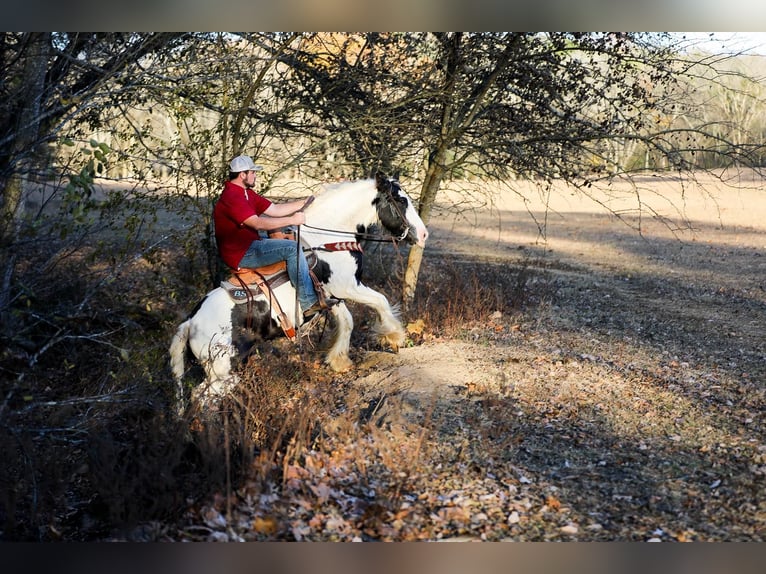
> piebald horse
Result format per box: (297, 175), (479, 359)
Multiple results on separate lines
(169, 172), (428, 411)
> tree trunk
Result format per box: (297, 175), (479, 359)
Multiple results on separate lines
(402, 33), (463, 308)
(0, 33), (50, 333)
(402, 146), (448, 306)
(0, 33), (49, 244)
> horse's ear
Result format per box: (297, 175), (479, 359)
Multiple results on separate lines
(392, 170), (400, 181)
(375, 171), (389, 190)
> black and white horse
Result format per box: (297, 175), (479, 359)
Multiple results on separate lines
(169, 172), (428, 410)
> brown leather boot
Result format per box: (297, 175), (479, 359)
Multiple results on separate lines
(303, 297), (340, 319)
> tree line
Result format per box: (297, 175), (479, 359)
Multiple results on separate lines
(1, 32), (765, 339)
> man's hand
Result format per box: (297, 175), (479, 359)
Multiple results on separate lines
(301, 195), (315, 211)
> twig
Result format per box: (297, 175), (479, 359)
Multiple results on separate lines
(20, 388), (136, 412)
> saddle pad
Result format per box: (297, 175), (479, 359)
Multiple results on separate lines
(220, 283), (258, 303)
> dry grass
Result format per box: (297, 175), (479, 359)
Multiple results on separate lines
(2, 170), (764, 541)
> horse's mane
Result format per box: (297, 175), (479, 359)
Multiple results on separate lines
(307, 178), (378, 222)
(319, 177), (375, 197)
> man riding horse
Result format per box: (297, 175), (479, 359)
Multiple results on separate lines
(171, 167), (428, 412)
(213, 155), (338, 320)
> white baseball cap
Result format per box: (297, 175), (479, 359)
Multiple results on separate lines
(229, 155), (263, 172)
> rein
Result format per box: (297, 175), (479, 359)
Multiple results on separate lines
(302, 223), (409, 243)
(295, 194), (316, 346)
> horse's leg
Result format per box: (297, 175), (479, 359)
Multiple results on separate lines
(195, 341), (237, 410)
(192, 372), (239, 410)
(183, 335), (238, 411)
(170, 319), (235, 414)
(325, 302), (353, 371)
(338, 283), (406, 351)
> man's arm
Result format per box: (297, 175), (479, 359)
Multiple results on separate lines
(262, 197), (313, 217)
(241, 210), (304, 232)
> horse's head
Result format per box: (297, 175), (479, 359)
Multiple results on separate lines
(373, 172), (429, 247)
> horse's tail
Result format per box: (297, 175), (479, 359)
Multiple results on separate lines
(169, 319), (191, 411)
(169, 318), (190, 380)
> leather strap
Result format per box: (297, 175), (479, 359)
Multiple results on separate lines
(247, 270), (296, 341)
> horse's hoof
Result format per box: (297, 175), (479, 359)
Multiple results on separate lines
(327, 355), (353, 372)
(379, 332), (405, 352)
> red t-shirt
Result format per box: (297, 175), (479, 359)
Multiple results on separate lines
(213, 180), (272, 269)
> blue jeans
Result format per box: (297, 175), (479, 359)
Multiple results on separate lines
(238, 238), (318, 310)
